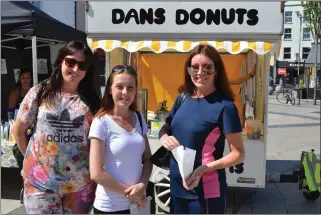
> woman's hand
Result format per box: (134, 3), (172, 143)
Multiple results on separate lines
(132, 195), (149, 209)
(183, 165), (208, 190)
(160, 135), (180, 151)
(124, 182), (146, 203)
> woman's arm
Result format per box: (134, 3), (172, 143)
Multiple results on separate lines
(158, 122), (171, 139)
(184, 132), (245, 190)
(8, 88), (18, 109)
(140, 135), (153, 186)
(228, 64), (256, 86)
(12, 118), (30, 155)
(124, 134), (153, 201)
(204, 132), (245, 171)
(159, 123), (180, 151)
(89, 137), (129, 194)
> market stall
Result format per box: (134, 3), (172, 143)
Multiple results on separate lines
(86, 1), (283, 212)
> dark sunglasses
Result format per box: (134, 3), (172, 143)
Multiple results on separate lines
(112, 65), (136, 73)
(64, 58), (90, 71)
(187, 63), (215, 76)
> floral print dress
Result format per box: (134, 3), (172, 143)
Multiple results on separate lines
(17, 84), (96, 214)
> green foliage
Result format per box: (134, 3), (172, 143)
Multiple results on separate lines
(301, 1), (321, 42)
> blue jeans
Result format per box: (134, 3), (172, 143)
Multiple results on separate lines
(170, 191), (227, 214)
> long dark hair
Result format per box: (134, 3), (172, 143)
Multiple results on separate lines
(184, 44), (235, 101)
(16, 69), (32, 88)
(40, 40), (100, 113)
(95, 66), (138, 118)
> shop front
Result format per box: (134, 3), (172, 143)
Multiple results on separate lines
(276, 60), (305, 86)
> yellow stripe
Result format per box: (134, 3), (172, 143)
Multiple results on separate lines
(264, 42), (273, 53)
(232, 42), (240, 53)
(183, 41), (192, 51)
(105, 40), (114, 51)
(120, 41), (129, 49)
(151, 41), (161, 52)
(216, 41), (224, 48)
(91, 40), (98, 49)
(248, 42), (257, 51)
(136, 41), (145, 50)
(199, 41), (208, 45)
(168, 41), (177, 48)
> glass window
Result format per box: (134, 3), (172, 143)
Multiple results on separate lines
(283, 47), (291, 59)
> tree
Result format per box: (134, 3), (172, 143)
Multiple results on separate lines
(301, 1), (321, 105)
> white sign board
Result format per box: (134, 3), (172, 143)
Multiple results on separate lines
(87, 1), (283, 40)
(224, 139), (265, 188)
(1, 59), (7, 74)
(37, 59), (48, 74)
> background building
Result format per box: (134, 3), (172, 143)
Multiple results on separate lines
(276, 1), (314, 85)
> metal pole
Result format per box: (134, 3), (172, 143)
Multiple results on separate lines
(297, 16), (302, 86)
(273, 52), (277, 85)
(105, 52), (110, 82)
(313, 41), (319, 105)
(32, 36), (38, 85)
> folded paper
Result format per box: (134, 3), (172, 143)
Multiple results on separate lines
(172, 146), (196, 183)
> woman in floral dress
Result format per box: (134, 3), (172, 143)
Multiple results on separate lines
(12, 41), (101, 214)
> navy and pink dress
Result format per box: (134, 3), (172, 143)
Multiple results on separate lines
(166, 90), (242, 214)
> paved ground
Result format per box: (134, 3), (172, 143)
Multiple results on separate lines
(1, 95), (320, 214)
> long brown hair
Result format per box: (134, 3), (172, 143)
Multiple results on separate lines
(95, 66), (138, 118)
(184, 44), (235, 101)
(40, 41), (100, 112)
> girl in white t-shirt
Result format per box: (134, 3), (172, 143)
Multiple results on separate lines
(89, 65), (152, 214)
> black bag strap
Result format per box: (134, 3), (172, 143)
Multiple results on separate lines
(135, 111), (143, 134)
(178, 91), (188, 109)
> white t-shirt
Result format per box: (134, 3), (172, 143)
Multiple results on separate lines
(88, 112), (148, 212)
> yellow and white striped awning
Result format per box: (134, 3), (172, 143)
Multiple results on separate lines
(87, 38), (277, 55)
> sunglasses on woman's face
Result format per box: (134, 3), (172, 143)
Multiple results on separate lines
(187, 63), (215, 76)
(64, 58), (90, 71)
(112, 65), (136, 73)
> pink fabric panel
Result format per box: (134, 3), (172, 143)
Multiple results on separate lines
(202, 127), (221, 198)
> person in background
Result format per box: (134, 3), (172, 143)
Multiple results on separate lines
(177, 64), (256, 93)
(89, 65), (152, 214)
(12, 41), (101, 214)
(159, 44), (245, 214)
(8, 69), (33, 120)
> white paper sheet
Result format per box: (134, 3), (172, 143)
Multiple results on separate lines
(37, 59), (48, 74)
(14, 69), (21, 83)
(172, 146), (196, 183)
(1, 59), (7, 74)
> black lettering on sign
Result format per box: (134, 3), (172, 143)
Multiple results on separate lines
(247, 9), (259, 26)
(206, 9), (221, 25)
(235, 8), (247, 24)
(176, 9), (189, 25)
(154, 8), (166, 24)
(190, 8), (205, 25)
(112, 8), (166, 25)
(139, 8), (154, 24)
(112, 8), (259, 26)
(112, 8), (125, 24)
(125, 9), (140, 24)
(235, 162), (244, 174)
(221, 8), (235, 25)
(229, 162), (244, 174)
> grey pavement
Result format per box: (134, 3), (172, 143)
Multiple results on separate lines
(1, 95), (320, 214)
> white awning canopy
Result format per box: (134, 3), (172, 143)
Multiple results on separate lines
(87, 39), (279, 55)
